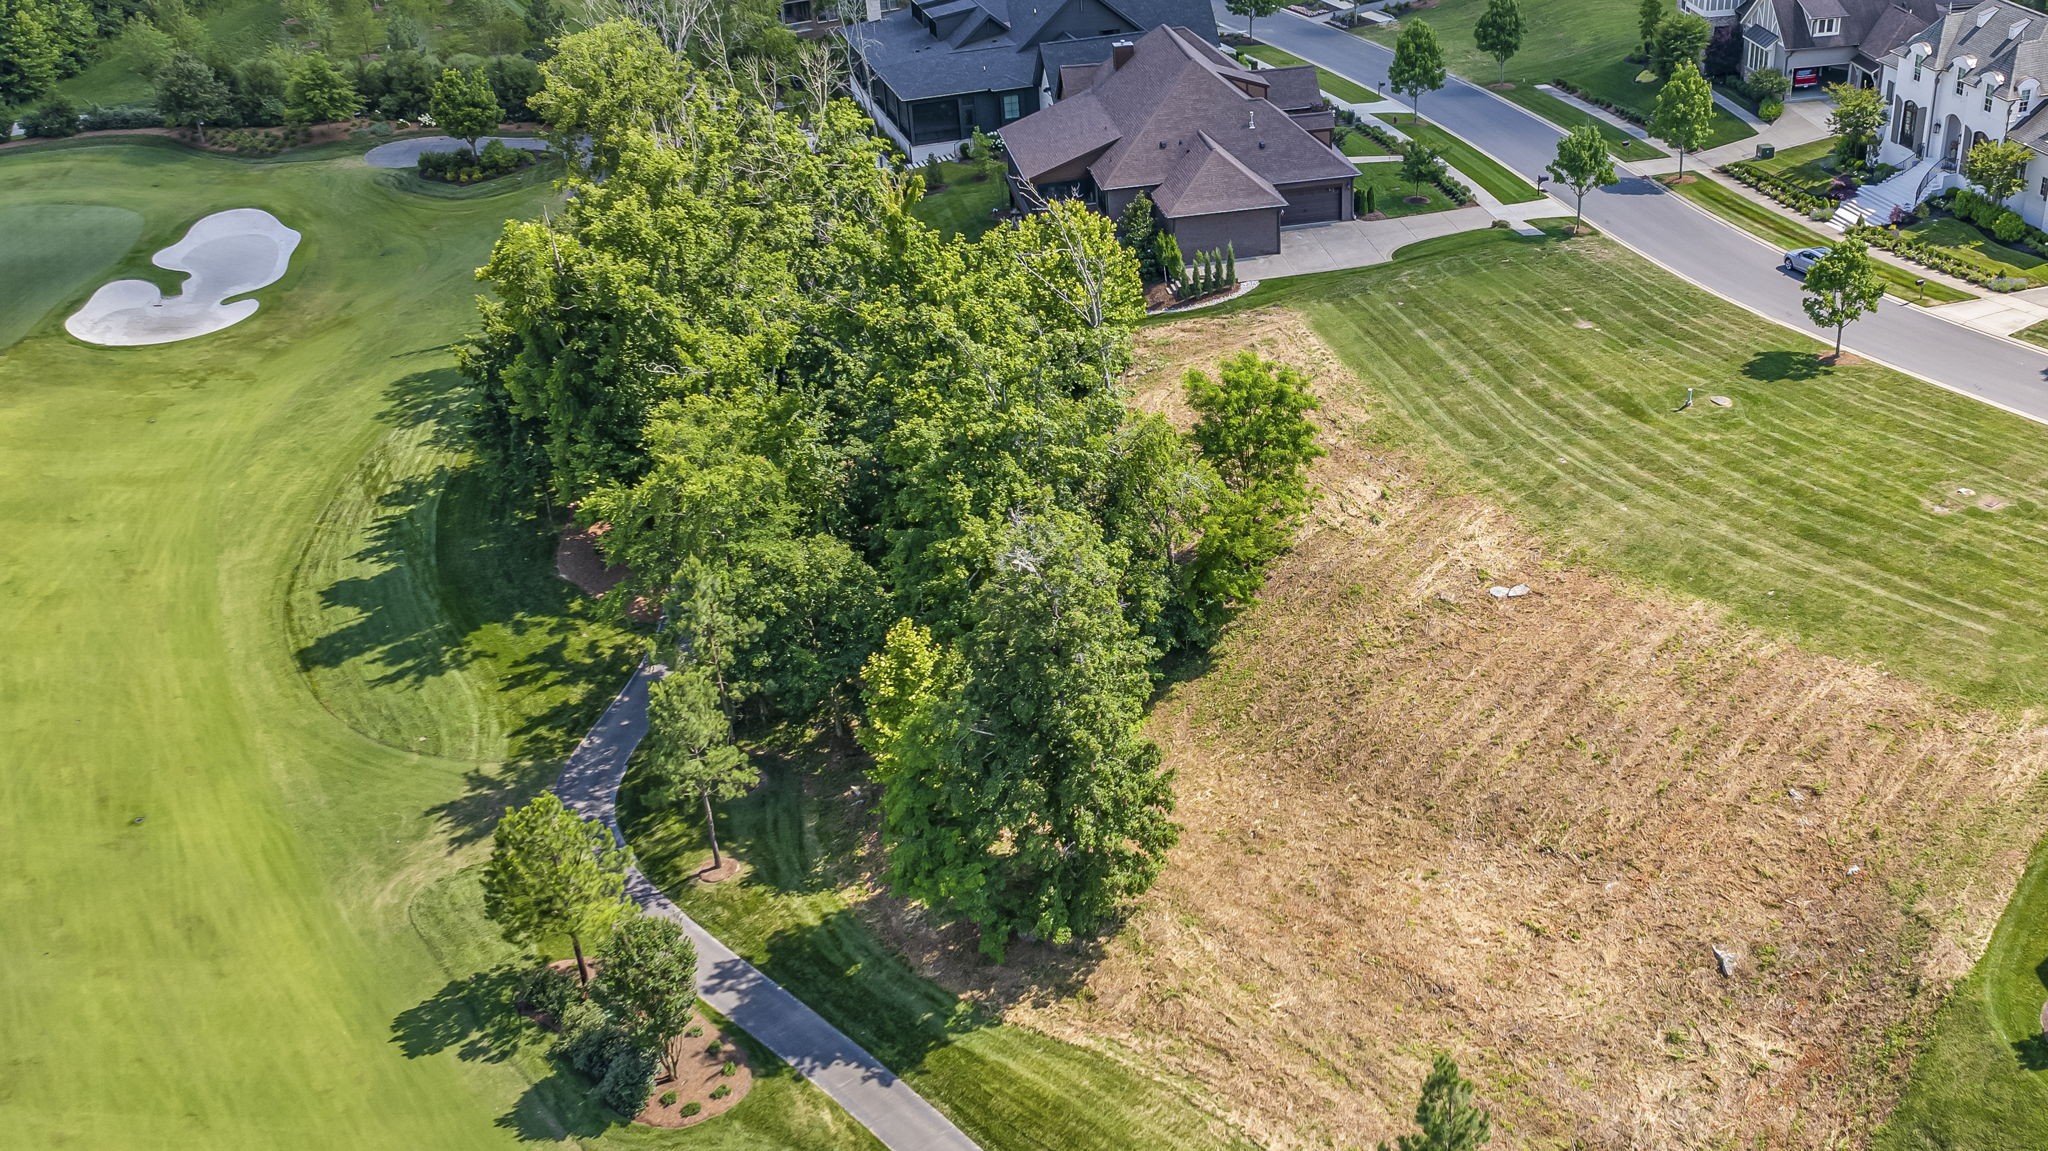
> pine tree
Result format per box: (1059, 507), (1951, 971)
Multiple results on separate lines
(1224, 242), (1236, 286)
(1381, 1055), (1493, 1151)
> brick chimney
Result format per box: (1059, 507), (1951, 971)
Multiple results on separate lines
(1112, 39), (1135, 68)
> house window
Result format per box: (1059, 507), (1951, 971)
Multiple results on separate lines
(1886, 80), (1895, 100)
(1986, 93), (1996, 112)
(2040, 175), (2047, 197)
(1001, 92), (1020, 121)
(1913, 60), (1922, 81)
(1810, 17), (1839, 35)
(1957, 78), (1966, 95)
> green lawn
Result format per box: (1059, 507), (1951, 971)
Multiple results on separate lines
(619, 744), (1258, 1151)
(0, 139), (770, 1148)
(1750, 134), (1846, 196)
(1906, 216), (2048, 284)
(1507, 85), (1666, 159)
(0, 203), (143, 348)
(1355, 161), (1459, 217)
(55, 0), (283, 109)
(2013, 318), (2048, 349)
(1360, 0), (1752, 147)
(909, 160), (1009, 239)
(1232, 223), (2048, 709)
(1337, 124), (1395, 157)
(1240, 42), (1384, 103)
(1667, 174), (1975, 303)
(1399, 117), (1542, 203)
(1874, 838), (2048, 1150)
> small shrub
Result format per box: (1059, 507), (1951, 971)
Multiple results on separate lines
(1759, 98), (1783, 123)
(1994, 209), (2028, 244)
(596, 1042), (657, 1115)
(552, 1001), (623, 1074)
(721, 1059), (738, 1077)
(80, 103), (161, 131)
(1990, 275), (2031, 292)
(707, 1038), (723, 1055)
(681, 1101), (703, 1117)
(518, 964), (579, 1021)
(711, 1083), (731, 1100)
(659, 1089), (679, 1107)
(684, 1025), (703, 1038)
(22, 97), (80, 138)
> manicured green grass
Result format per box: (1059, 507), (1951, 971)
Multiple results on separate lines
(1874, 837), (2048, 1151)
(1399, 117), (1542, 203)
(1354, 161), (1458, 217)
(0, 140), (683, 1149)
(1360, 0), (1751, 146)
(0, 203), (142, 348)
(1234, 223), (2048, 709)
(1500, 85), (1666, 159)
(1241, 42), (1384, 103)
(1907, 216), (2048, 284)
(909, 160), (1009, 239)
(619, 744), (1258, 1151)
(1667, 174), (1975, 303)
(2013, 318), (2048, 349)
(1750, 134), (1845, 196)
(1337, 124), (1395, 157)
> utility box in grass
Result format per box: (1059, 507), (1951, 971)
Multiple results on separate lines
(1755, 143), (1776, 160)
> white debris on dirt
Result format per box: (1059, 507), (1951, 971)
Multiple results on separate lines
(66, 208), (299, 346)
(1712, 945), (1737, 977)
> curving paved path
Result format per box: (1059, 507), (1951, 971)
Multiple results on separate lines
(554, 662), (979, 1151)
(1222, 5), (2048, 426)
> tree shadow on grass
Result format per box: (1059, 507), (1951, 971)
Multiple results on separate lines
(1743, 349), (1828, 383)
(390, 964), (531, 1063)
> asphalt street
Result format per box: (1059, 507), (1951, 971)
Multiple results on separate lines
(1223, 6), (2048, 421)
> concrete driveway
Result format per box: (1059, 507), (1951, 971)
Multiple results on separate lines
(1240, 207), (1494, 278)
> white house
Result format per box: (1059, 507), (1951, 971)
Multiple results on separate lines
(1874, 0), (2048, 228)
(1727, 0), (1947, 88)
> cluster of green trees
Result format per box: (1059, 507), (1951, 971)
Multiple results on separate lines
(484, 793), (701, 1114)
(0, 0), (98, 106)
(463, 21), (1324, 960)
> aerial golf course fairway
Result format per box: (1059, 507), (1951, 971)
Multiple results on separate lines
(0, 141), (865, 1149)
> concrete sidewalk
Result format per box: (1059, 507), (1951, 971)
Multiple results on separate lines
(555, 664), (980, 1151)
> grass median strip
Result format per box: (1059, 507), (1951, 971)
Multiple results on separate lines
(1241, 42), (1383, 103)
(1396, 117), (1543, 203)
(1667, 174), (1975, 304)
(1497, 85), (1667, 159)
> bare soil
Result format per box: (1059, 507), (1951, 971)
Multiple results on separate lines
(556, 522), (630, 596)
(860, 309), (2048, 1150)
(636, 1020), (753, 1128)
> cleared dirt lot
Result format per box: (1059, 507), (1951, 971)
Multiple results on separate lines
(895, 310), (2048, 1149)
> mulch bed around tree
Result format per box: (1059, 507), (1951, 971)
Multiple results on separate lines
(556, 522), (631, 595)
(636, 1018), (754, 1128)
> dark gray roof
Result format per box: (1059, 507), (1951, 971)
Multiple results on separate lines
(1004, 25), (1356, 218)
(1745, 22), (1781, 47)
(846, 0), (1214, 102)
(1756, 0), (1942, 54)
(1258, 64), (1325, 112)
(1884, 1), (2048, 97)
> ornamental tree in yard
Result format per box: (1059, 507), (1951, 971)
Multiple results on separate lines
(595, 914), (698, 1082)
(155, 53), (232, 143)
(645, 662), (758, 873)
(1965, 138), (2033, 204)
(1649, 13), (1710, 81)
(1399, 139), (1444, 195)
(1801, 239), (1885, 358)
(285, 52), (361, 125)
(431, 65), (503, 157)
(482, 792), (631, 984)
(1826, 83), (1886, 168)
(1637, 0), (1663, 55)
(1381, 1054), (1493, 1151)
(1546, 125), (1616, 234)
(1472, 0), (1522, 83)
(1225, 0), (1282, 38)
(1389, 19), (1446, 124)
(1652, 60), (1714, 179)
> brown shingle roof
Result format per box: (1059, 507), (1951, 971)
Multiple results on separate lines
(1003, 25), (1356, 219)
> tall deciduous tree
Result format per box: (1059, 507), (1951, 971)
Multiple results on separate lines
(482, 792), (632, 984)
(645, 663), (757, 873)
(154, 52), (232, 142)
(1389, 18), (1446, 124)
(1637, 0), (1663, 55)
(1225, 0), (1282, 38)
(1381, 1055), (1493, 1151)
(431, 64), (502, 156)
(1652, 60), (1714, 179)
(859, 509), (1178, 960)
(1826, 82), (1886, 169)
(1472, 0), (1522, 84)
(284, 51), (361, 125)
(1649, 13), (1710, 81)
(594, 914), (698, 1082)
(1547, 125), (1616, 234)
(1801, 239), (1885, 358)
(1965, 138), (2032, 203)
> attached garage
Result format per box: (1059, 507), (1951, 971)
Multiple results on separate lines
(1279, 180), (1350, 226)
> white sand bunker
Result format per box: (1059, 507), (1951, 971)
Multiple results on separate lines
(65, 208), (300, 346)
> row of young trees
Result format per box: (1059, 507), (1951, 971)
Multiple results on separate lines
(463, 21), (1324, 960)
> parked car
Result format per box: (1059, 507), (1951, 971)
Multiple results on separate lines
(1782, 247), (1827, 276)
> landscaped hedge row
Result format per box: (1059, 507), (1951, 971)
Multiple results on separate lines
(1550, 78), (1648, 128)
(1720, 161), (1830, 217)
(416, 139), (533, 183)
(1844, 222), (2026, 290)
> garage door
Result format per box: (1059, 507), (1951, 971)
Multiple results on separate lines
(1283, 184), (1343, 225)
